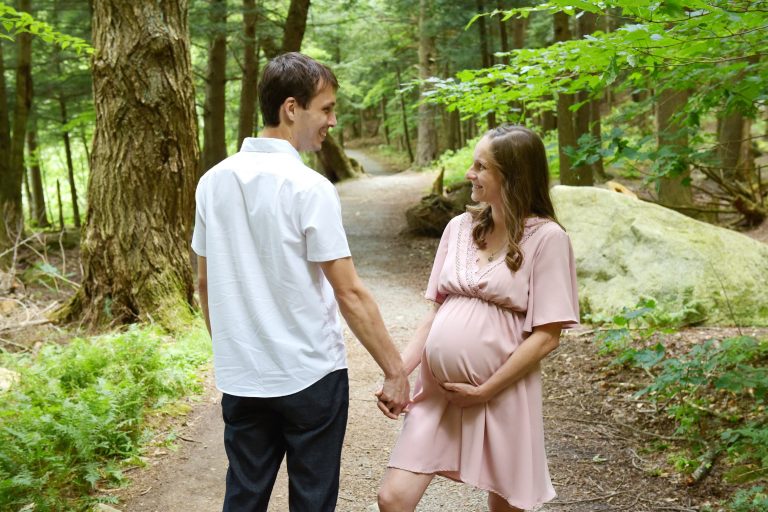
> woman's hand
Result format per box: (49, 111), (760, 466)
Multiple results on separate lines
(439, 382), (489, 408)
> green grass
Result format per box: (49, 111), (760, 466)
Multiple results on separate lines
(0, 322), (211, 510)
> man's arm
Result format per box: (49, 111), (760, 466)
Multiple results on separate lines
(319, 257), (409, 419)
(197, 255), (212, 336)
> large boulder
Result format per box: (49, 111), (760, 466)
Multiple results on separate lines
(551, 185), (768, 326)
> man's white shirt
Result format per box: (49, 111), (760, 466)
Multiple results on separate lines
(192, 137), (351, 397)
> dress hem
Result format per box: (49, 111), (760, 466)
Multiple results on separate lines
(386, 463), (556, 511)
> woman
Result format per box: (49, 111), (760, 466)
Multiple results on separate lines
(377, 125), (579, 512)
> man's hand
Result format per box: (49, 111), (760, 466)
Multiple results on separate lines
(375, 373), (410, 419)
(439, 381), (489, 408)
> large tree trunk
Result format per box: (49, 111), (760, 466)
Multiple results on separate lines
(656, 88), (693, 211)
(1, 1), (33, 258)
(497, 0), (510, 65)
(555, 12), (591, 185)
(201, 0), (228, 175)
(381, 96), (390, 146)
(237, 0), (258, 146)
(61, 0), (199, 327)
(281, 0), (310, 53)
(416, 0), (437, 166)
(26, 124), (50, 228)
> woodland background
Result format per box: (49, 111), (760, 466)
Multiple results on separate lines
(0, 0), (766, 510)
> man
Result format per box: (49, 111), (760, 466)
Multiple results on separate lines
(191, 52), (409, 512)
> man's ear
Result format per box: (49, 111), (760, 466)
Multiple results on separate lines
(282, 97), (298, 123)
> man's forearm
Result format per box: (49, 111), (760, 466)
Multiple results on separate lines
(336, 286), (404, 378)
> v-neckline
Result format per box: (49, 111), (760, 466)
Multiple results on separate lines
(465, 216), (550, 278)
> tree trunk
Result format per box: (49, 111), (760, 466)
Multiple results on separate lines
(718, 111), (745, 181)
(497, 0), (510, 65)
(201, 0), (228, 175)
(476, 0), (496, 128)
(396, 65), (414, 163)
(381, 96), (390, 145)
(576, 11), (605, 180)
(281, 0), (310, 53)
(656, 88), (693, 210)
(1, 1), (33, 257)
(26, 125), (50, 228)
(0, 39), (13, 257)
(416, 0), (437, 166)
(238, 0), (258, 147)
(61, 0), (199, 328)
(555, 12), (590, 185)
(59, 96), (81, 227)
(316, 133), (361, 182)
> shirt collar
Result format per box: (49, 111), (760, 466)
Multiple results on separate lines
(240, 137), (301, 162)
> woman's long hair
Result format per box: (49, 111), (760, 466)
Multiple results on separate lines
(468, 125), (559, 272)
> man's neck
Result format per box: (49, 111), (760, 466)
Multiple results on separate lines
(260, 125), (298, 150)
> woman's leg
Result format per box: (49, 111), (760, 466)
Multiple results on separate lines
(377, 468), (435, 512)
(488, 491), (524, 512)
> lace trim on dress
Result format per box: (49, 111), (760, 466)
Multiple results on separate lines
(466, 218), (552, 289)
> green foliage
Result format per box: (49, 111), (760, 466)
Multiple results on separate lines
(0, 2), (91, 54)
(0, 324), (211, 510)
(725, 486), (768, 512)
(597, 305), (768, 502)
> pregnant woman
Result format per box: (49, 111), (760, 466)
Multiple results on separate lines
(377, 125), (579, 512)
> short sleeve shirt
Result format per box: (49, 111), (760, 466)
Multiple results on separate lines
(192, 137), (351, 397)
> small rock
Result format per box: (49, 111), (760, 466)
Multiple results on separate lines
(0, 367), (20, 392)
(94, 505), (122, 512)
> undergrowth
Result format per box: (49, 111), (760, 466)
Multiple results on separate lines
(0, 322), (211, 511)
(596, 301), (768, 511)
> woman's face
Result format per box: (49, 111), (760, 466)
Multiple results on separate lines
(466, 136), (504, 205)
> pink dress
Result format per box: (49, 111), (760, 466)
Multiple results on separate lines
(388, 213), (579, 510)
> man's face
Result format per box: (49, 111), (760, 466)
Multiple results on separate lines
(293, 85), (337, 152)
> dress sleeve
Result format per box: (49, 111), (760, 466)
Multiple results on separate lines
(425, 218), (454, 304)
(523, 227), (580, 334)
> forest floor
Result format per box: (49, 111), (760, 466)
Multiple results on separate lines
(2, 148), (767, 511)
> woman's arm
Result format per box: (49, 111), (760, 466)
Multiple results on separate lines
(441, 322), (562, 407)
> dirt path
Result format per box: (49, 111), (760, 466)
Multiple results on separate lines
(115, 151), (719, 511)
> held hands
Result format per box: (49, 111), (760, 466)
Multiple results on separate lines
(439, 381), (490, 408)
(375, 372), (410, 419)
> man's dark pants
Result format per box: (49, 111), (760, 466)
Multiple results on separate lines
(221, 369), (349, 512)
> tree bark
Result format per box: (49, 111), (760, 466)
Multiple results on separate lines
(201, 0), (228, 175)
(396, 65), (414, 163)
(416, 0), (437, 166)
(0, 39), (12, 257)
(1, 0), (33, 256)
(381, 96), (390, 146)
(555, 12), (591, 185)
(656, 88), (693, 210)
(497, 0), (510, 65)
(281, 0), (310, 53)
(59, 96), (81, 227)
(238, 0), (258, 147)
(476, 0), (496, 128)
(718, 112), (745, 181)
(26, 125), (50, 228)
(61, 0), (199, 328)
(316, 133), (361, 182)
(576, 11), (605, 180)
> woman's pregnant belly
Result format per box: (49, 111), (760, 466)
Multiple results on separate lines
(424, 295), (522, 386)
